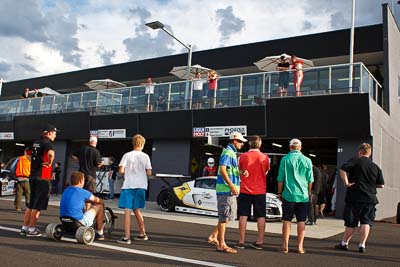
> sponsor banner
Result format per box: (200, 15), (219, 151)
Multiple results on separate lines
(0, 132), (14, 140)
(192, 127), (205, 137)
(97, 129), (126, 139)
(90, 130), (98, 137)
(205, 125), (247, 137)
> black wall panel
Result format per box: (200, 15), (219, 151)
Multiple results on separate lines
(139, 111), (192, 139)
(14, 112), (90, 140)
(0, 121), (13, 132)
(266, 94), (371, 138)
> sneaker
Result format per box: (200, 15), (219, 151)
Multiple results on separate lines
(20, 229), (27, 236)
(117, 237), (131, 244)
(234, 243), (245, 249)
(134, 234), (149, 241)
(95, 232), (105, 241)
(16, 208), (22, 212)
(26, 228), (41, 237)
(250, 242), (263, 250)
(358, 247), (366, 253)
(334, 243), (348, 251)
(305, 221), (315, 226)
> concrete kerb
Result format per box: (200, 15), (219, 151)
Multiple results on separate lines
(0, 195), (344, 239)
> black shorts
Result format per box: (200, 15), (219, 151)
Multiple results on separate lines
(282, 199), (308, 222)
(83, 174), (96, 193)
(317, 191), (327, 204)
(237, 193), (266, 218)
(343, 202), (376, 227)
(28, 177), (50, 211)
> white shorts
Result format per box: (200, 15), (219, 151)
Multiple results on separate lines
(80, 209), (96, 227)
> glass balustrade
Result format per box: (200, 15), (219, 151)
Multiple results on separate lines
(0, 62), (382, 119)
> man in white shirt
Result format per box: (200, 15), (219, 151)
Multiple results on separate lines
(192, 72), (205, 109)
(117, 134), (152, 245)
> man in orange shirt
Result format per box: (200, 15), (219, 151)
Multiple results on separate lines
(14, 147), (32, 212)
(236, 136), (270, 250)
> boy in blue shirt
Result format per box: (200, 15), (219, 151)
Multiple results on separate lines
(60, 171), (105, 240)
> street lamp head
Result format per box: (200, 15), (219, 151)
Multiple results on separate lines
(145, 21), (165, 30)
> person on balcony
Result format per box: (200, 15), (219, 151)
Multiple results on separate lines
(276, 56), (290, 97)
(207, 70), (218, 108)
(142, 77), (155, 112)
(192, 72), (206, 109)
(291, 55), (304, 96)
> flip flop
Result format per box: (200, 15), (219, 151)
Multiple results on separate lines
(208, 239), (219, 246)
(216, 247), (238, 254)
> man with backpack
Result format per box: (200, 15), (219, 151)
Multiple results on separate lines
(13, 147), (32, 212)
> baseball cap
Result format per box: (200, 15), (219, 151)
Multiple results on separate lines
(43, 124), (60, 133)
(89, 136), (98, 143)
(229, 132), (247, 142)
(207, 158), (215, 164)
(289, 138), (302, 147)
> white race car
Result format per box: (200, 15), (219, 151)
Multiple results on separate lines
(157, 176), (282, 221)
(0, 170), (16, 196)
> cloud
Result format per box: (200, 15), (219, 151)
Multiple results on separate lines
(0, 61), (12, 73)
(0, 0), (81, 67)
(18, 63), (39, 73)
(97, 46), (116, 65)
(216, 6), (245, 44)
(122, 7), (175, 60)
(303, 21), (313, 30)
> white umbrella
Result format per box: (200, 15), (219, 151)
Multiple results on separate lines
(38, 87), (61, 95)
(254, 54), (314, 72)
(169, 64), (213, 79)
(84, 79), (127, 90)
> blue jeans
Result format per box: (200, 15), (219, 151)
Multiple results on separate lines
(108, 178), (115, 199)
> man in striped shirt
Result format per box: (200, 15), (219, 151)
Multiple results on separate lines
(208, 132), (247, 254)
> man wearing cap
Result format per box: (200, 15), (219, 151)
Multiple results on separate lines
(208, 131), (247, 254)
(21, 124), (59, 237)
(277, 138), (313, 254)
(72, 136), (102, 193)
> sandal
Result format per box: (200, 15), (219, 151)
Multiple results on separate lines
(280, 247), (289, 254)
(216, 247), (238, 254)
(208, 239), (219, 246)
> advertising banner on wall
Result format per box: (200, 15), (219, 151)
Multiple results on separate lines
(0, 132), (14, 140)
(192, 125), (247, 138)
(96, 129), (126, 139)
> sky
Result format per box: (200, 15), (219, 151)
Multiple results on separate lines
(0, 0), (399, 82)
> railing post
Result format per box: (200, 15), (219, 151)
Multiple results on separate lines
(239, 75), (243, 106)
(268, 74), (271, 98)
(262, 73), (266, 98)
(328, 66), (332, 94)
(167, 83), (171, 111)
(359, 64), (363, 93)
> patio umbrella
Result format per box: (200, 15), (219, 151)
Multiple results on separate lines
(254, 54), (314, 72)
(38, 87), (61, 95)
(84, 79), (127, 90)
(169, 64), (214, 79)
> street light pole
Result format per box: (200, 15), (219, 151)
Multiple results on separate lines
(145, 21), (192, 109)
(349, 0), (355, 93)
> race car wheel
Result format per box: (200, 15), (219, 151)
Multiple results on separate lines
(158, 190), (176, 212)
(103, 207), (116, 237)
(75, 226), (95, 245)
(397, 202), (400, 224)
(46, 223), (64, 240)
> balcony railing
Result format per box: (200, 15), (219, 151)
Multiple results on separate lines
(0, 62), (382, 119)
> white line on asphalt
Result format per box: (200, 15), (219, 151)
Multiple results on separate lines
(0, 225), (234, 267)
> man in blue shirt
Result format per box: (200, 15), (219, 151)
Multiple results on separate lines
(60, 171), (105, 240)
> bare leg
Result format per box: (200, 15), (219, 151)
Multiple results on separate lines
(342, 226), (356, 243)
(256, 217), (266, 244)
(359, 224), (370, 247)
(23, 208), (31, 226)
(238, 216), (248, 244)
(133, 209), (146, 236)
(124, 209), (131, 239)
(297, 222), (306, 252)
(282, 221), (291, 251)
(208, 226), (219, 246)
(92, 204), (104, 232)
(28, 209), (41, 228)
(320, 203), (326, 216)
